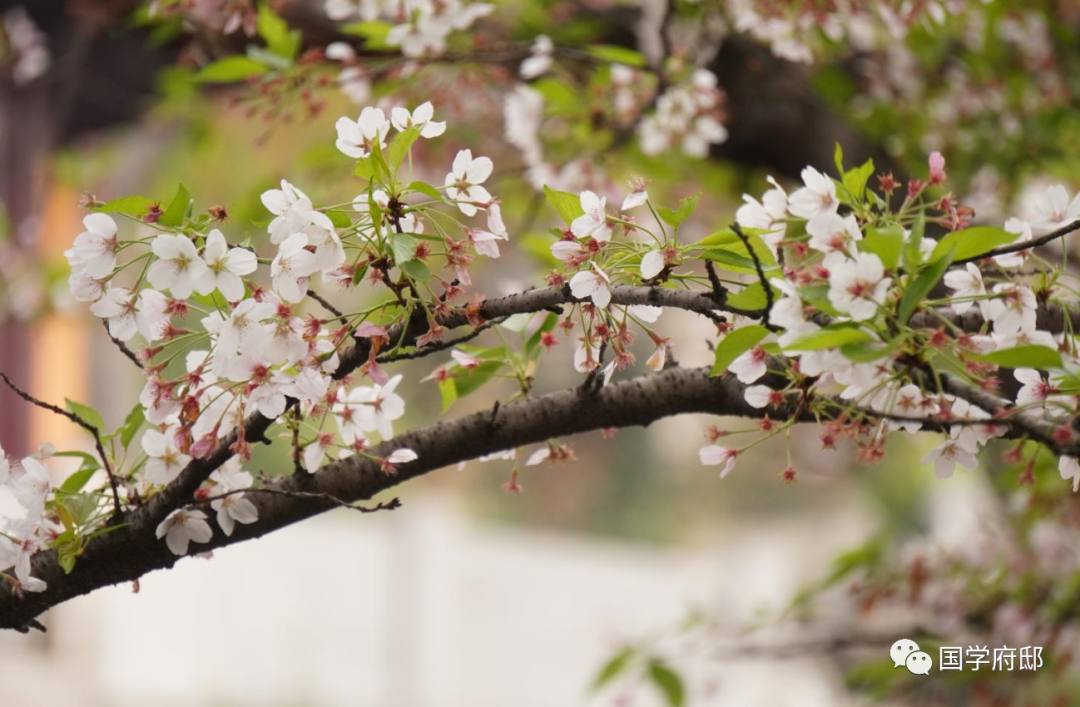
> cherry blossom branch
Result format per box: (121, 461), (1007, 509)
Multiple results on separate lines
(0, 365), (802, 632)
(730, 223), (776, 329)
(951, 218), (1080, 266)
(100, 319), (144, 370)
(191, 488), (402, 515)
(0, 372), (123, 520)
(306, 288), (349, 328)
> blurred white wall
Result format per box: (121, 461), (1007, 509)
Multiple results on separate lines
(0, 492), (873, 707)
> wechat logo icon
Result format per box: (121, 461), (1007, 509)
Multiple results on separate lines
(891, 639), (932, 675)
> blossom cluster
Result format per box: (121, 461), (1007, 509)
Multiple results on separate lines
(695, 151), (1080, 489)
(324, 0), (492, 57)
(51, 101), (519, 561)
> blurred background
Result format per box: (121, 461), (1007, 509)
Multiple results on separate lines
(1, 0), (1080, 705)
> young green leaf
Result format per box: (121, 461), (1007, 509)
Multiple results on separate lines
(65, 398), (105, 432)
(586, 44), (648, 67)
(390, 233), (419, 264)
(94, 195), (156, 216)
(897, 247), (953, 324)
(648, 662), (685, 707)
(841, 158), (874, 202)
(158, 184), (191, 227)
(970, 345), (1063, 370)
(257, 2), (301, 59)
(386, 127), (422, 171)
(118, 403), (145, 450)
(783, 326), (874, 352)
(593, 647), (636, 690)
(930, 226), (1019, 264)
(657, 193), (701, 229)
(399, 259), (431, 282)
(194, 56), (269, 83)
(544, 186), (585, 225)
(861, 224), (904, 271)
(710, 325), (769, 376)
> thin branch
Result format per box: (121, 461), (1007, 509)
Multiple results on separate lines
(730, 223), (776, 329)
(952, 218), (1080, 266)
(306, 288), (349, 328)
(101, 320), (144, 370)
(194, 488), (402, 515)
(375, 318), (505, 364)
(0, 372), (123, 520)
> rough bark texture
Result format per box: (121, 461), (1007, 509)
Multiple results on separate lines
(0, 365), (781, 632)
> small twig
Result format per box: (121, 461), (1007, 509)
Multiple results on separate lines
(306, 288), (349, 328)
(952, 218), (1080, 266)
(376, 318), (504, 363)
(580, 341), (608, 394)
(0, 371), (123, 520)
(704, 260), (727, 301)
(198, 487), (402, 515)
(731, 223), (775, 329)
(101, 320), (144, 370)
(290, 409), (305, 477)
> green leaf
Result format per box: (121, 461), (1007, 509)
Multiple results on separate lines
(60, 465), (99, 494)
(725, 281), (776, 310)
(841, 158), (874, 202)
(440, 360), (505, 411)
(544, 186), (584, 226)
(399, 259), (431, 282)
(784, 326), (874, 352)
(386, 127), (421, 171)
(57, 539), (80, 574)
(833, 142), (844, 175)
(971, 345), (1063, 370)
(593, 647), (635, 690)
(194, 56), (269, 83)
(931, 226), (1018, 264)
(710, 325), (769, 376)
(325, 210), (352, 228)
(407, 181), (443, 201)
(698, 229), (778, 275)
(59, 493), (100, 527)
(656, 193), (700, 229)
(339, 20), (393, 49)
(586, 44), (648, 67)
(257, 2), (301, 59)
(648, 662), (685, 707)
(438, 378), (458, 411)
(390, 233), (418, 264)
(897, 247), (953, 324)
(903, 210), (925, 271)
(158, 184), (191, 227)
(525, 313), (558, 357)
(94, 196), (155, 216)
(840, 339), (900, 363)
(65, 398), (104, 431)
(861, 224), (903, 271)
(118, 403), (145, 450)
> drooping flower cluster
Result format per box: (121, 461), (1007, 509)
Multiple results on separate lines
(0, 444), (53, 593)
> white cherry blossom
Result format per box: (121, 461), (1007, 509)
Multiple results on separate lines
(271, 233), (320, 303)
(569, 264), (611, 309)
(156, 509), (213, 556)
(335, 106), (391, 159)
(390, 101), (446, 138)
(828, 252), (891, 321)
(199, 229), (257, 301)
(142, 427), (191, 485)
(445, 149), (494, 216)
(148, 234), (210, 300)
(571, 190), (612, 242)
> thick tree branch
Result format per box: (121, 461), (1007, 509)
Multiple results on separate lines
(0, 365), (795, 632)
